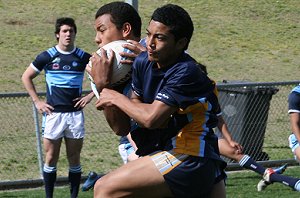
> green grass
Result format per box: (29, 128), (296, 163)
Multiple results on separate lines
(1, 167), (300, 197)
(0, 0), (300, 92)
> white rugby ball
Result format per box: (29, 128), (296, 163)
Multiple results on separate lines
(87, 40), (133, 99)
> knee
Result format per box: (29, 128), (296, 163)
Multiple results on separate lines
(94, 176), (113, 198)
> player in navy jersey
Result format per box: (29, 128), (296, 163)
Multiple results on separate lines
(252, 85), (300, 192)
(288, 85), (300, 162)
(93, 4), (227, 197)
(22, 17), (93, 198)
(81, 2), (143, 192)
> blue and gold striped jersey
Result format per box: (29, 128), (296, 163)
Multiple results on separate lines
(31, 45), (91, 112)
(131, 52), (221, 161)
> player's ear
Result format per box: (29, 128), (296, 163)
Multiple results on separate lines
(122, 22), (132, 38)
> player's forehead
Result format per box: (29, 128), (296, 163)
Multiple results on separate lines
(147, 20), (172, 37)
(94, 14), (116, 30)
(59, 24), (74, 32)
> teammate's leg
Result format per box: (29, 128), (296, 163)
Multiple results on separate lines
(65, 138), (83, 198)
(43, 138), (62, 198)
(219, 139), (286, 175)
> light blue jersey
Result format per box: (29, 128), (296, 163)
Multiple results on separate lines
(31, 45), (90, 112)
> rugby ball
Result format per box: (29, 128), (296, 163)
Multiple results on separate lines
(87, 40), (133, 98)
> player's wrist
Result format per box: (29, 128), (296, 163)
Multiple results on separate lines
(32, 98), (39, 104)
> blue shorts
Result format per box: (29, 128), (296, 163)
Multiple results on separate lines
(150, 150), (226, 198)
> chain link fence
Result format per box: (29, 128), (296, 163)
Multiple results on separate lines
(0, 81), (299, 186)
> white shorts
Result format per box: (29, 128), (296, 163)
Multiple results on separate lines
(43, 111), (85, 140)
(118, 143), (135, 164)
(289, 134), (299, 161)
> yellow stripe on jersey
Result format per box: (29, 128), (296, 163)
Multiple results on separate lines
(174, 102), (210, 156)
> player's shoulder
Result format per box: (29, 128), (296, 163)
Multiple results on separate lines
(34, 47), (56, 62)
(291, 85), (300, 94)
(133, 51), (150, 69)
(73, 47), (91, 59)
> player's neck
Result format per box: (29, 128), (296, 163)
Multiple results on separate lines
(57, 43), (75, 52)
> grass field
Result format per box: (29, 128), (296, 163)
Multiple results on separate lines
(1, 167), (300, 197)
(0, 0), (299, 92)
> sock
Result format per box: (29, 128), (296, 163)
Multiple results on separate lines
(69, 165), (82, 198)
(238, 155), (265, 175)
(294, 180), (300, 191)
(43, 165), (57, 198)
(270, 173), (300, 190)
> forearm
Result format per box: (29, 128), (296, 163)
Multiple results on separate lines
(127, 133), (138, 150)
(112, 95), (165, 128)
(98, 88), (175, 129)
(290, 113), (300, 142)
(103, 106), (130, 136)
(217, 116), (233, 142)
(22, 77), (39, 103)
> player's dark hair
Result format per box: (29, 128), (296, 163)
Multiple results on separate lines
(54, 17), (77, 40)
(151, 4), (194, 50)
(95, 1), (142, 38)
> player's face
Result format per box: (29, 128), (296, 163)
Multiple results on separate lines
(57, 25), (76, 48)
(146, 20), (183, 69)
(94, 14), (124, 48)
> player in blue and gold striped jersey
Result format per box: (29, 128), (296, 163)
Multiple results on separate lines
(93, 4), (226, 198)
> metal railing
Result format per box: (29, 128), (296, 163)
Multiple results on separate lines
(0, 81), (299, 189)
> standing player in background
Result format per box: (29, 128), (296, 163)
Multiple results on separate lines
(81, 1), (143, 192)
(22, 17), (93, 198)
(253, 83), (300, 192)
(93, 4), (227, 197)
(288, 85), (300, 162)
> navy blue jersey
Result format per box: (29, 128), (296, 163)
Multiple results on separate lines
(130, 52), (222, 160)
(31, 45), (91, 112)
(288, 85), (300, 114)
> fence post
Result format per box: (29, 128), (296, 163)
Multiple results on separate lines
(32, 103), (44, 179)
(124, 0), (138, 11)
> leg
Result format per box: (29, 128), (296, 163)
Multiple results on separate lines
(258, 168), (300, 191)
(65, 137), (83, 198)
(210, 179), (226, 198)
(43, 138), (62, 198)
(94, 156), (173, 198)
(219, 139), (265, 175)
(294, 146), (300, 162)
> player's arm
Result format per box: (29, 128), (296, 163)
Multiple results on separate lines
(290, 112), (300, 142)
(217, 115), (243, 153)
(102, 105), (131, 136)
(127, 132), (138, 151)
(96, 88), (177, 129)
(21, 65), (54, 114)
(73, 91), (95, 109)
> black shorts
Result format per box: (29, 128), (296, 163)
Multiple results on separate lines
(150, 150), (227, 198)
